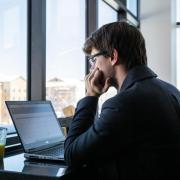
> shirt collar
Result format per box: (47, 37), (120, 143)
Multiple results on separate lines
(120, 65), (157, 92)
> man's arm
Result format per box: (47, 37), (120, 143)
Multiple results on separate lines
(64, 95), (127, 167)
(64, 96), (99, 142)
(64, 67), (122, 167)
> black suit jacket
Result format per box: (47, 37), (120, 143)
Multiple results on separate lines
(64, 65), (180, 180)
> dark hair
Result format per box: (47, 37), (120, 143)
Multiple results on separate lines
(83, 21), (147, 70)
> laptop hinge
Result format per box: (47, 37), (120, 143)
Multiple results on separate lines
(27, 141), (64, 153)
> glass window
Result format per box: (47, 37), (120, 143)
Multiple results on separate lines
(127, 0), (137, 17)
(176, 0), (180, 89)
(0, 0), (27, 132)
(177, 28), (180, 89)
(177, 0), (180, 22)
(98, 0), (117, 113)
(46, 0), (85, 118)
(98, 0), (117, 27)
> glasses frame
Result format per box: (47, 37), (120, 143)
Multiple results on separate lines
(88, 50), (108, 66)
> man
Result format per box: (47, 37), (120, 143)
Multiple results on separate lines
(64, 21), (180, 179)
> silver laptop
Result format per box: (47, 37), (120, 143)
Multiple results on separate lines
(5, 101), (65, 161)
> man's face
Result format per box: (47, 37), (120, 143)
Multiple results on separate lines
(89, 48), (114, 80)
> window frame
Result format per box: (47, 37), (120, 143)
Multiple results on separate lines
(103, 0), (140, 27)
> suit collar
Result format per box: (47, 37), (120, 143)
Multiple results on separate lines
(120, 65), (157, 92)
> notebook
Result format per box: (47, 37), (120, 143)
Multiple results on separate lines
(5, 101), (65, 161)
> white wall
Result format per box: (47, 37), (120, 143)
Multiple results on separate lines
(140, 0), (176, 84)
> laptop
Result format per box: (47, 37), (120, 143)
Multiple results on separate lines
(5, 101), (65, 161)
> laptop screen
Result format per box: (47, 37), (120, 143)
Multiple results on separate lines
(6, 101), (65, 152)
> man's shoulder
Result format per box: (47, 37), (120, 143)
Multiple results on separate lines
(102, 89), (136, 109)
(102, 78), (180, 109)
(156, 78), (180, 94)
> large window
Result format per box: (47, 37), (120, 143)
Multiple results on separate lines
(0, 0), (27, 132)
(46, 0), (85, 118)
(176, 0), (180, 89)
(0, 0), (140, 149)
(98, 0), (118, 112)
(127, 0), (137, 17)
(98, 0), (117, 27)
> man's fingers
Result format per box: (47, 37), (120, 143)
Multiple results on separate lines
(85, 68), (107, 96)
(85, 73), (92, 92)
(90, 69), (102, 87)
(89, 68), (99, 81)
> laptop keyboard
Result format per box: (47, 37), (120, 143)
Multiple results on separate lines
(36, 145), (64, 157)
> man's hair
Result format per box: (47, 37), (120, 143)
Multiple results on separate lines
(83, 21), (147, 70)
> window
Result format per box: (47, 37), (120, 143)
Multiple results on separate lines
(176, 0), (180, 89)
(98, 0), (117, 27)
(98, 0), (118, 113)
(0, 0), (27, 132)
(127, 0), (137, 17)
(46, 0), (85, 117)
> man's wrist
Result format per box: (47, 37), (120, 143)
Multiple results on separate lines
(86, 91), (100, 97)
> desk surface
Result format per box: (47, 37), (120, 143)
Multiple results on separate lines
(0, 153), (68, 179)
(0, 153), (99, 180)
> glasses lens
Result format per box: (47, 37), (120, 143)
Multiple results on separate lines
(88, 51), (108, 66)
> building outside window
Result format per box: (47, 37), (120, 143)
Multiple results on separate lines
(0, 0), (27, 132)
(46, 0), (85, 118)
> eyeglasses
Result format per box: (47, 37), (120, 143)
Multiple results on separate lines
(88, 51), (108, 66)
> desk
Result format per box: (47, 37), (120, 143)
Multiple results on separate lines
(0, 153), (68, 180)
(0, 153), (99, 180)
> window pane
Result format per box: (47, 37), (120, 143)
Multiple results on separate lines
(0, 0), (27, 131)
(98, 0), (117, 27)
(177, 0), (180, 22)
(46, 0), (85, 118)
(176, 0), (180, 89)
(98, 0), (117, 113)
(177, 28), (180, 89)
(127, 0), (137, 17)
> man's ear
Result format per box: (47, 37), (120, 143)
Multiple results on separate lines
(111, 49), (119, 66)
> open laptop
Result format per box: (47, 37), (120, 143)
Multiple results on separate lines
(5, 101), (65, 161)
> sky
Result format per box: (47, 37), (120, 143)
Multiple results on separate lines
(0, 0), (27, 79)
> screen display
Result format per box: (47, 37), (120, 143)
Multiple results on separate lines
(6, 101), (65, 151)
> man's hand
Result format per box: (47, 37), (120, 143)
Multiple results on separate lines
(85, 68), (111, 97)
